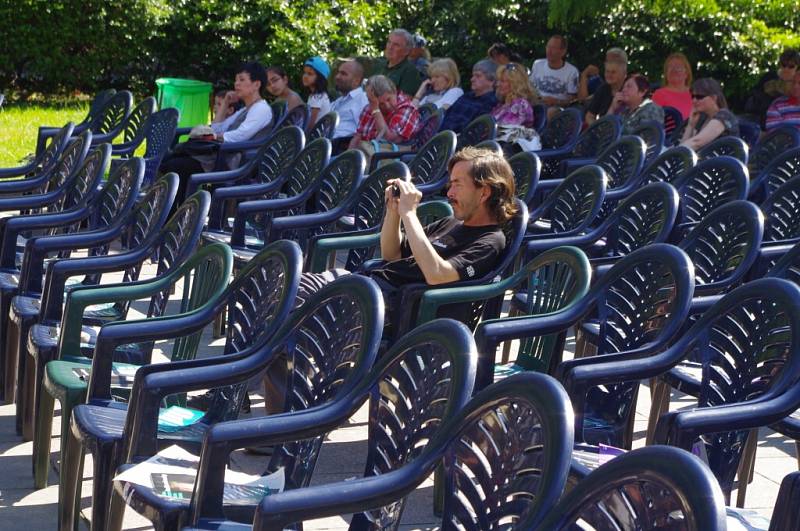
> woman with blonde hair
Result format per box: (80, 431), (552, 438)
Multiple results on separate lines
(412, 58), (464, 110)
(492, 62), (539, 127)
(652, 52), (693, 119)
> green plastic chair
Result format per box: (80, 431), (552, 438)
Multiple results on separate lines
(420, 246), (591, 390)
(33, 243), (232, 527)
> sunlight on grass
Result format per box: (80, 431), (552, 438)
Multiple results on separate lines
(0, 102), (88, 167)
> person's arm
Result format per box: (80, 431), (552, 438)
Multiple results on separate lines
(680, 118), (725, 150)
(308, 107), (321, 130)
(606, 90), (624, 116)
(379, 180), (403, 261)
(413, 79), (432, 106)
(384, 105), (420, 143)
(395, 180), (460, 285)
(577, 64), (599, 102)
(222, 101), (271, 143)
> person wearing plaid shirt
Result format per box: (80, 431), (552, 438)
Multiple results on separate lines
(349, 75), (421, 148)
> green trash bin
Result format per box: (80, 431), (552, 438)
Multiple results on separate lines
(155, 78), (213, 132)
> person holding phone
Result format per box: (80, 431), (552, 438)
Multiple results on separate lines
(680, 77), (739, 150)
(412, 58), (463, 110)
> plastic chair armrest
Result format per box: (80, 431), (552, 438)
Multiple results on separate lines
(416, 272), (525, 325)
(368, 150), (412, 173)
(560, 157), (594, 178)
(187, 166), (252, 195)
(306, 232), (380, 273)
(0, 162), (36, 179)
(267, 208), (349, 241)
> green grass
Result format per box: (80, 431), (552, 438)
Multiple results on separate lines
(0, 101), (89, 167)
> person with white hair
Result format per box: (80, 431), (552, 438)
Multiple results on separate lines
(376, 28), (423, 96)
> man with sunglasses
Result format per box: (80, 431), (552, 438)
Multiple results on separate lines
(745, 48), (800, 127)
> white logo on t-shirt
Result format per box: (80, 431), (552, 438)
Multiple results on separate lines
(466, 265), (475, 278)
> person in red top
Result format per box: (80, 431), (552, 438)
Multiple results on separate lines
(349, 74), (421, 149)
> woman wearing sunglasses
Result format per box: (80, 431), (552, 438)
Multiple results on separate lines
(680, 77), (739, 150)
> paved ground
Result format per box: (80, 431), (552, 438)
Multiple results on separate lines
(0, 266), (787, 529)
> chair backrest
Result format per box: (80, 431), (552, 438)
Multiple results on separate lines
(121, 97), (157, 144)
(80, 89), (116, 126)
(313, 148), (366, 214)
(632, 119), (665, 167)
(265, 274), (384, 489)
(141, 108), (179, 185)
(456, 113), (496, 149)
(249, 125), (306, 186)
(279, 137), (332, 200)
(30, 122), (75, 177)
(597, 182), (679, 256)
(411, 107), (443, 149)
(594, 134), (646, 190)
(47, 143), (110, 215)
(639, 145), (697, 185)
(661, 278), (800, 493)
(472, 139), (502, 155)
(751, 145), (800, 201)
(697, 135), (749, 164)
(532, 103), (547, 132)
(663, 105), (684, 145)
(417, 102), (437, 122)
(678, 200), (764, 295)
(279, 103), (309, 131)
(534, 446), (727, 531)
(539, 107), (582, 150)
(749, 125), (800, 179)
(269, 100), (288, 130)
(89, 91), (132, 135)
(761, 175), (800, 244)
(407, 130), (457, 188)
(308, 110), (339, 141)
(529, 164), (607, 236)
(40, 129), (92, 196)
(674, 155), (749, 226)
(87, 157), (144, 237)
(738, 117), (762, 147)
(351, 160), (408, 232)
(508, 150), (541, 205)
(572, 114), (622, 158)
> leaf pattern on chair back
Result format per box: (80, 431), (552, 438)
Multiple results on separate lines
(540, 109), (580, 150)
(632, 121), (665, 167)
(762, 147), (800, 196)
(254, 128), (305, 186)
(36, 124), (73, 175)
(268, 291), (369, 489)
(142, 109), (179, 184)
(677, 158), (748, 225)
(91, 91), (130, 134)
(749, 128), (800, 178)
(605, 187), (674, 255)
(407, 132), (454, 187)
(351, 341), (458, 528)
(47, 146), (106, 214)
(411, 110), (442, 150)
(308, 111), (339, 141)
(691, 294), (793, 491)
(509, 152), (539, 202)
(572, 116), (620, 158)
(122, 98), (155, 144)
(281, 139), (330, 198)
(682, 209), (757, 288)
(698, 136), (748, 163)
(458, 114), (496, 149)
(441, 397), (549, 529)
(596, 137), (644, 190)
(640, 146), (696, 185)
(538, 167), (604, 235)
(43, 132), (90, 195)
(763, 176), (800, 243)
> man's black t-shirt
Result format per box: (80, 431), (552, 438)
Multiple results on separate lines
(370, 217), (506, 287)
(586, 82), (615, 118)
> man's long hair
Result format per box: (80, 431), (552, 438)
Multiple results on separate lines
(448, 147), (518, 223)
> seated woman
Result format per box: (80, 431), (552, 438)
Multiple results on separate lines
(265, 66), (304, 111)
(412, 58), (464, 110)
(160, 62), (272, 205)
(607, 73), (664, 134)
(492, 62), (538, 127)
(652, 52), (693, 120)
(680, 77), (739, 150)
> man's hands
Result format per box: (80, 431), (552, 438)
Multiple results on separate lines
(414, 79), (432, 100)
(581, 64), (600, 79)
(366, 85), (380, 110)
(385, 178), (421, 218)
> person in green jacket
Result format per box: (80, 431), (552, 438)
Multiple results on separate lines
(376, 28), (423, 97)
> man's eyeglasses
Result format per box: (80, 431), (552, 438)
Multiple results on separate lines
(691, 93), (708, 100)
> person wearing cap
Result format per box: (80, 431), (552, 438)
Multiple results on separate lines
(409, 33), (431, 78)
(302, 56), (332, 130)
(376, 28), (423, 97)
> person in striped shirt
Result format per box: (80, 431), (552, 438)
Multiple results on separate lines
(766, 71), (800, 131)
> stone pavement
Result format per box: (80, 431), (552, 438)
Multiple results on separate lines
(0, 281), (786, 529)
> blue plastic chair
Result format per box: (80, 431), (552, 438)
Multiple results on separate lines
(760, 175), (800, 246)
(455, 113), (496, 149)
(508, 150), (541, 206)
(534, 446), (726, 531)
(0, 122), (74, 182)
(632, 119), (666, 167)
(108, 274), (385, 530)
(370, 130), (456, 197)
(749, 145), (800, 203)
(559, 134), (645, 191)
(663, 105), (685, 146)
(61, 240), (302, 531)
(638, 144), (698, 185)
(748, 125), (800, 182)
(307, 110), (338, 141)
(277, 103), (309, 131)
(738, 117), (762, 147)
(111, 108), (179, 186)
(539, 113), (620, 180)
(697, 135), (749, 164)
(532, 102), (547, 132)
(185, 372), (573, 531)
(491, 244), (694, 448)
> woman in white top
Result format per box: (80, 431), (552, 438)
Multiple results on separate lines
(302, 56), (332, 130)
(413, 58), (464, 110)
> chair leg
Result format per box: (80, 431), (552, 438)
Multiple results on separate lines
(646, 381), (670, 445)
(59, 427), (84, 531)
(89, 441), (119, 531)
(735, 429), (759, 508)
(500, 307), (520, 364)
(108, 489), (127, 531)
(33, 389), (56, 489)
(20, 349), (36, 441)
(795, 441), (800, 470)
